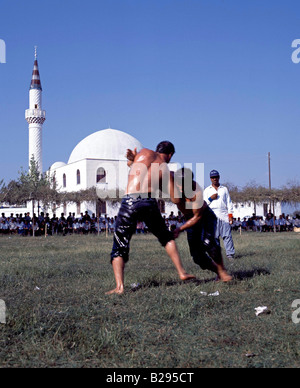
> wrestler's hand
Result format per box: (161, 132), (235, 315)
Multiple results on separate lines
(173, 228), (181, 239)
(210, 193), (218, 200)
(126, 147), (137, 162)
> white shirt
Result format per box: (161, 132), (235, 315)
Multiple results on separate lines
(203, 185), (234, 223)
(294, 219), (300, 227)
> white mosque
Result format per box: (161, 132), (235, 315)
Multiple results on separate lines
(49, 128), (144, 217)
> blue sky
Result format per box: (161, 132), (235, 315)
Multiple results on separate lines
(0, 0), (299, 188)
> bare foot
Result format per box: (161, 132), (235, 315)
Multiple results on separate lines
(105, 287), (124, 295)
(179, 273), (196, 281)
(218, 270), (233, 282)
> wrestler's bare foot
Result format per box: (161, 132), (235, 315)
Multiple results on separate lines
(218, 269), (233, 282)
(179, 273), (196, 281)
(105, 286), (124, 295)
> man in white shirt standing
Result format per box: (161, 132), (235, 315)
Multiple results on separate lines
(203, 170), (235, 260)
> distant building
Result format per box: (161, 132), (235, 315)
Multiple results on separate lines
(232, 202), (299, 220)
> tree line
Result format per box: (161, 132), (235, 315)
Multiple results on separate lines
(223, 181), (300, 207)
(0, 158), (101, 214)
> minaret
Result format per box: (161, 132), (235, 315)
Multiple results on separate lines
(25, 47), (46, 174)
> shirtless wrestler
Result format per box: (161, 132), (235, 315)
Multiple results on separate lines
(106, 141), (196, 295)
(172, 168), (232, 282)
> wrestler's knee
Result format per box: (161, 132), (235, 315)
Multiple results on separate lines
(111, 252), (129, 264)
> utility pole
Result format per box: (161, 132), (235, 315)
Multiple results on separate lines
(268, 152), (272, 212)
(268, 152), (276, 232)
(268, 152), (271, 192)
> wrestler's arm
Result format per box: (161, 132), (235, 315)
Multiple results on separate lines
(169, 172), (182, 205)
(174, 184), (207, 237)
(175, 201), (208, 235)
(126, 147), (138, 167)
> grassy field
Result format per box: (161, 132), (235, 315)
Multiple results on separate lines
(0, 231), (299, 368)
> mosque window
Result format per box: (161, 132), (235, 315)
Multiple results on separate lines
(63, 174), (67, 188)
(77, 169), (81, 185)
(96, 167), (106, 184)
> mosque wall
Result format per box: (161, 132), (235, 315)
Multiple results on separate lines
(50, 160), (87, 192)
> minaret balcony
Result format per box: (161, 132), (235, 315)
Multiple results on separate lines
(25, 109), (46, 124)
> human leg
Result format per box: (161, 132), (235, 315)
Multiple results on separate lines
(164, 240), (196, 281)
(107, 198), (136, 294)
(105, 256), (125, 295)
(199, 210), (232, 282)
(220, 220), (235, 258)
(142, 199), (195, 281)
(209, 244), (232, 282)
(186, 224), (218, 274)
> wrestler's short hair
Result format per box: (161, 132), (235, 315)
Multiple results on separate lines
(174, 167), (194, 181)
(174, 168), (196, 194)
(156, 141), (175, 155)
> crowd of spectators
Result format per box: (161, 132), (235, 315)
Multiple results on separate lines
(1, 210), (299, 237)
(231, 212), (300, 232)
(0, 210), (186, 237)
(0, 211), (116, 236)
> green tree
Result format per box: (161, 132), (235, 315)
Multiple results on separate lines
(5, 157), (59, 236)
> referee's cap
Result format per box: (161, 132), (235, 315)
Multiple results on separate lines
(210, 170), (220, 178)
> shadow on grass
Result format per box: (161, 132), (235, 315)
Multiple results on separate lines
(232, 267), (271, 281)
(131, 267), (271, 291)
(232, 252), (257, 259)
(131, 276), (219, 291)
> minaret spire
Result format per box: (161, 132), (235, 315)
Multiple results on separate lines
(25, 47), (46, 173)
(30, 46), (42, 91)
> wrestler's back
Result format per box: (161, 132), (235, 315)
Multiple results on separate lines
(126, 148), (168, 195)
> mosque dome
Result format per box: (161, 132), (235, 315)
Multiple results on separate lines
(68, 128), (143, 164)
(50, 161), (67, 170)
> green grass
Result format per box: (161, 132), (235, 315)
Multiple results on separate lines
(0, 231), (299, 368)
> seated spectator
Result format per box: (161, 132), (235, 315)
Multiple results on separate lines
(108, 218), (115, 234)
(136, 221), (145, 234)
(277, 215), (286, 232)
(17, 219), (25, 236)
(234, 217), (242, 231)
(51, 214), (58, 235)
(253, 217), (261, 232)
(9, 218), (18, 234)
(82, 220), (90, 235)
(241, 218), (248, 231)
(294, 215), (300, 228)
(58, 213), (67, 235)
(72, 219), (81, 234)
(90, 213), (97, 234)
(259, 217), (267, 232)
(0, 219), (9, 234)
